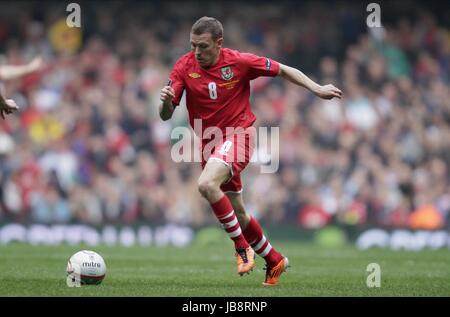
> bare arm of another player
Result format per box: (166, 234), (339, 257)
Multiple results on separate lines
(0, 93), (19, 119)
(0, 56), (44, 80)
(278, 63), (342, 100)
(159, 85), (176, 121)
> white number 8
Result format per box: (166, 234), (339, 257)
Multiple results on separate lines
(218, 140), (232, 155)
(208, 82), (218, 100)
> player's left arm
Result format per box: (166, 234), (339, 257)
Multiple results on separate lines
(0, 56), (44, 81)
(277, 63), (342, 100)
(0, 93), (19, 119)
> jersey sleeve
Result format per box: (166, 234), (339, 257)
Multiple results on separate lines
(240, 53), (280, 80)
(169, 60), (185, 106)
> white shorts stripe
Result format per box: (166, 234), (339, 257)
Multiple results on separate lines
(223, 188), (243, 194)
(259, 243), (272, 257)
(207, 158), (234, 180)
(228, 227), (242, 238)
(253, 235), (267, 252)
(208, 157), (230, 167)
(223, 217), (238, 229)
(219, 210), (235, 220)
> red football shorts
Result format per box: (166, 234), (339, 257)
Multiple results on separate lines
(201, 127), (256, 193)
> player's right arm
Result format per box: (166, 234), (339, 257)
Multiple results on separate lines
(159, 85), (176, 121)
(159, 60), (185, 121)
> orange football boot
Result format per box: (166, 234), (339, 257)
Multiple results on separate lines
(235, 247), (255, 276)
(262, 256), (289, 286)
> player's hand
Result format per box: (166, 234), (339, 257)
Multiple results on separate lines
(314, 84), (342, 100)
(0, 99), (19, 119)
(160, 86), (175, 104)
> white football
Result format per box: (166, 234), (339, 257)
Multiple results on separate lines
(66, 250), (106, 285)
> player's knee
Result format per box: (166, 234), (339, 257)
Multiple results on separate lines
(198, 179), (219, 198)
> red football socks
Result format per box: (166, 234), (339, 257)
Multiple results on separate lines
(242, 216), (283, 268)
(210, 195), (250, 250)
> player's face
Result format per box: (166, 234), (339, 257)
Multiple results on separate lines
(190, 33), (223, 68)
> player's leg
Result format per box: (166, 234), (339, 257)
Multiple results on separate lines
(198, 159), (231, 202)
(226, 192), (287, 266)
(226, 191), (289, 286)
(197, 159), (254, 275)
(224, 191), (250, 230)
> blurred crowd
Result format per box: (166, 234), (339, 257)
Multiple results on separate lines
(0, 1), (449, 230)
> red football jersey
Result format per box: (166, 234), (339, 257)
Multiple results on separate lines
(169, 48), (280, 136)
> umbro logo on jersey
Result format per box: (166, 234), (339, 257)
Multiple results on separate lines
(221, 66), (233, 81)
(189, 72), (201, 78)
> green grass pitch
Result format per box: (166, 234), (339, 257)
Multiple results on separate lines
(1, 242), (449, 296)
